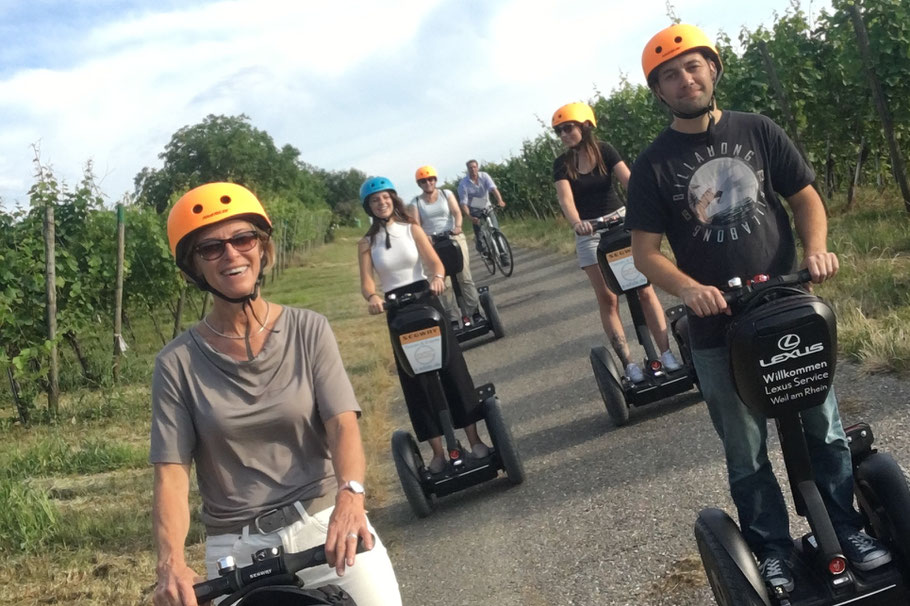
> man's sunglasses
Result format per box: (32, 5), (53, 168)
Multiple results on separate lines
(194, 231), (262, 261)
(553, 123), (578, 135)
(417, 177), (437, 185)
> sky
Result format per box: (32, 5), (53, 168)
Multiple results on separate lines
(0, 0), (833, 209)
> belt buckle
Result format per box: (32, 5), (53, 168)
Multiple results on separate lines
(253, 507), (282, 535)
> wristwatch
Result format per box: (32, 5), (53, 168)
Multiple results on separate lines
(339, 480), (365, 496)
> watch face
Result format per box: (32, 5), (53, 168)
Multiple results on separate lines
(345, 480), (365, 494)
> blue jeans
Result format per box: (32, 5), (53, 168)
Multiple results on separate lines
(692, 346), (862, 558)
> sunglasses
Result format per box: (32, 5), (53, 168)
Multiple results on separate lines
(553, 123), (578, 135)
(194, 230), (262, 261)
(417, 177), (437, 185)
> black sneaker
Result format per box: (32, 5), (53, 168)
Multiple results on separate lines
(451, 320), (460, 331)
(472, 312), (485, 325)
(840, 531), (892, 571)
(759, 555), (795, 592)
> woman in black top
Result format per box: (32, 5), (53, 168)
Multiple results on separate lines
(552, 102), (680, 382)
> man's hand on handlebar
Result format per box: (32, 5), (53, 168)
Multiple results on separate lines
(803, 252), (839, 284)
(681, 283), (730, 318)
(154, 561), (204, 606)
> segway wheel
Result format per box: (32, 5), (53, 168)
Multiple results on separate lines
(391, 430), (434, 518)
(479, 290), (505, 339)
(492, 231), (514, 277)
(589, 346), (628, 426)
(854, 450), (910, 565)
(483, 396), (525, 485)
(694, 509), (772, 606)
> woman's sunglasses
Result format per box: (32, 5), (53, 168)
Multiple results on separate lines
(194, 231), (262, 261)
(417, 177), (437, 185)
(553, 123), (578, 135)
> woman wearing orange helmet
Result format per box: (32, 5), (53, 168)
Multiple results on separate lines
(551, 101), (681, 382)
(151, 182), (401, 606)
(407, 165), (483, 329)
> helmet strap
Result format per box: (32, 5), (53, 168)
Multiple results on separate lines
(195, 273), (263, 305)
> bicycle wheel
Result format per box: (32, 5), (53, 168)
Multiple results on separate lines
(478, 229), (496, 275)
(492, 230), (514, 277)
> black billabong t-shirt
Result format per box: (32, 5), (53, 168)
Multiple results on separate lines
(553, 141), (624, 219)
(625, 111), (814, 348)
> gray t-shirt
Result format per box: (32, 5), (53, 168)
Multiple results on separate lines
(149, 307), (361, 533)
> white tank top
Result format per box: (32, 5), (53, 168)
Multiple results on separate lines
(410, 190), (455, 234)
(370, 221), (426, 291)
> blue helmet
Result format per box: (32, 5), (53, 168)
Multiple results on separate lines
(359, 177), (396, 213)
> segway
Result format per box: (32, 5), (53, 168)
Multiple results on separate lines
(193, 539), (369, 605)
(430, 231), (505, 342)
(385, 289), (523, 518)
(587, 207), (698, 426)
(694, 269), (910, 605)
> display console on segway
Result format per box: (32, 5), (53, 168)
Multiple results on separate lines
(193, 539), (368, 605)
(587, 207), (698, 426)
(385, 290), (523, 518)
(694, 269), (910, 606)
(430, 231), (505, 343)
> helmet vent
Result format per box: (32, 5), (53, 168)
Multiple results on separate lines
(655, 45), (662, 53)
(675, 36), (682, 43)
(220, 195), (231, 204)
(192, 204), (203, 214)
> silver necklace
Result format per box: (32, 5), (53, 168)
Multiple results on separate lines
(203, 302), (271, 339)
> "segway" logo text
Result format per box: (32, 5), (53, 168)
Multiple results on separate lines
(759, 333), (824, 368)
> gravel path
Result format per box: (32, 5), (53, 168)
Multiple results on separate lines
(369, 245), (910, 606)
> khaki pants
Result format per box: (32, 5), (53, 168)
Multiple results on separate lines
(441, 232), (479, 321)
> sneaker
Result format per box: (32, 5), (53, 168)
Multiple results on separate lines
(759, 555), (795, 592)
(840, 531), (892, 571)
(472, 312), (485, 325)
(462, 315), (472, 328)
(451, 320), (460, 331)
(660, 349), (682, 371)
(469, 442), (490, 458)
(428, 454), (446, 474)
(625, 362), (645, 383)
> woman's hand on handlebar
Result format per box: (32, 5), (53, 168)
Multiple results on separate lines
(803, 252), (839, 284)
(682, 283), (730, 318)
(154, 561), (204, 606)
(367, 294), (384, 315)
(429, 275), (445, 295)
(573, 220), (593, 236)
(453, 225), (462, 235)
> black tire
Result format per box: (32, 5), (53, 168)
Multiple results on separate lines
(694, 510), (771, 606)
(589, 346), (628, 426)
(492, 231), (514, 277)
(479, 291), (505, 339)
(854, 450), (910, 566)
(478, 230), (496, 275)
(483, 396), (525, 485)
(391, 430), (433, 518)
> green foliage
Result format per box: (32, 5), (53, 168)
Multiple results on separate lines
(133, 114), (329, 213)
(0, 476), (58, 552)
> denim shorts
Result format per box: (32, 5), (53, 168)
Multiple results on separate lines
(575, 232), (601, 268)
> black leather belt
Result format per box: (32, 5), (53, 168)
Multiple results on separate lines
(216, 492), (336, 536)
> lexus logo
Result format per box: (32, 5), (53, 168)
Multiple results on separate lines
(778, 334), (801, 351)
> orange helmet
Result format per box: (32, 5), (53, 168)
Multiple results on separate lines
(642, 23), (723, 85)
(415, 165), (438, 181)
(552, 102), (596, 128)
(167, 182), (272, 266)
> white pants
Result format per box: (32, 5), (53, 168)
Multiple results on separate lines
(205, 504), (402, 606)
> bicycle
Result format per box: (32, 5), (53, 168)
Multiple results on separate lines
(474, 207), (514, 277)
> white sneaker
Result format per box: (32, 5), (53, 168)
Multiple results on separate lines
(660, 349), (682, 371)
(428, 454), (446, 474)
(625, 362), (645, 383)
(470, 442), (490, 458)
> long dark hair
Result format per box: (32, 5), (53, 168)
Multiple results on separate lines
(564, 123), (607, 181)
(364, 191), (414, 248)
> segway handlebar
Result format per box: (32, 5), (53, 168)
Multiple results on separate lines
(193, 537), (371, 604)
(430, 230), (456, 243)
(382, 289), (432, 312)
(588, 207), (627, 231)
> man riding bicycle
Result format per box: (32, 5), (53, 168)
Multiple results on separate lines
(457, 159), (506, 254)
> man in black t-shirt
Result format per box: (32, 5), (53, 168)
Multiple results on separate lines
(626, 23), (890, 592)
